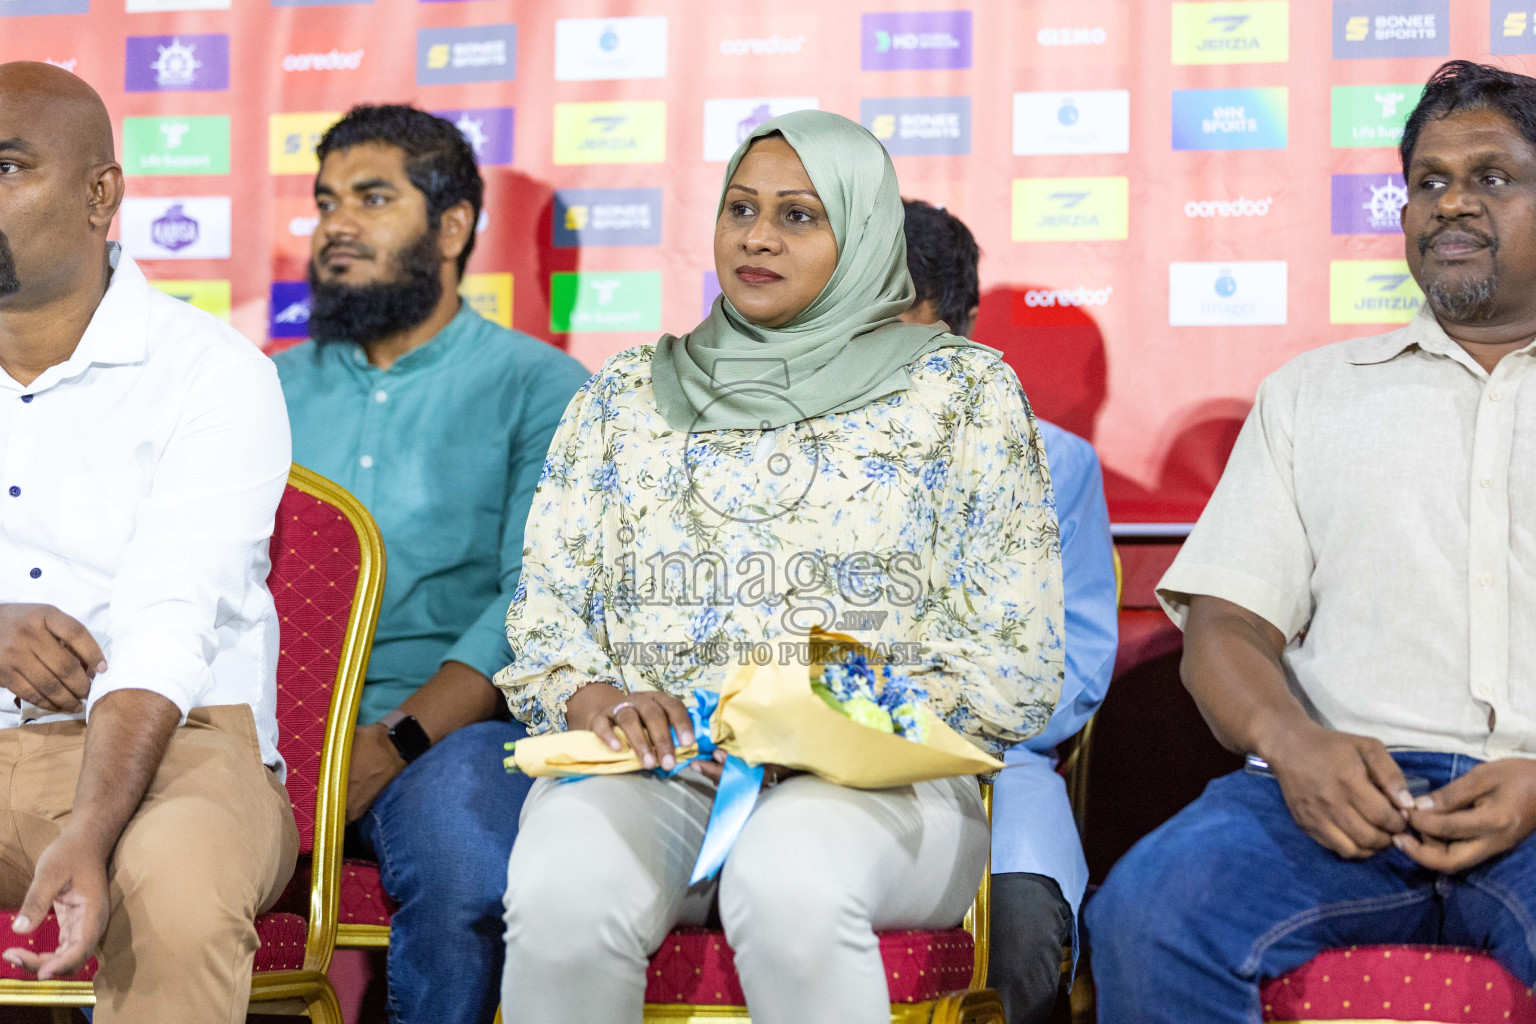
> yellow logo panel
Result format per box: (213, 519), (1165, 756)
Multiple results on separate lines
(150, 279), (231, 321)
(1329, 260), (1424, 324)
(553, 102), (667, 166)
(1173, 2), (1289, 64)
(461, 273), (513, 329)
(1344, 15), (1369, 41)
(1011, 178), (1129, 241)
(269, 112), (341, 176)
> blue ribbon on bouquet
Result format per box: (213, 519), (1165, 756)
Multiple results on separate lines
(668, 688), (765, 884)
(524, 689), (764, 884)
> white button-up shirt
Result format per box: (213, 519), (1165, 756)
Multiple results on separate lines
(1159, 307), (1536, 761)
(0, 245), (291, 771)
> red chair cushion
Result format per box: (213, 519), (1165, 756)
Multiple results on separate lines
(1261, 945), (1536, 1022)
(644, 926), (975, 1005)
(270, 485), (362, 855)
(340, 858), (396, 927)
(0, 910), (306, 979)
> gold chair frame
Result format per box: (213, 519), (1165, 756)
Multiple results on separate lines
(0, 463), (385, 1023)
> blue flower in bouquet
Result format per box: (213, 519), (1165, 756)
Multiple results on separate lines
(590, 460), (620, 493)
(819, 653), (931, 744)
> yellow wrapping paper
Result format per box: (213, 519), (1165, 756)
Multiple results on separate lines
(507, 632), (1004, 787)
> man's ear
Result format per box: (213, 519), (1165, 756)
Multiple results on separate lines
(87, 163), (125, 233)
(438, 199), (474, 264)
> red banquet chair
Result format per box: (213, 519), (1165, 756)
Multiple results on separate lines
(1261, 945), (1536, 1024)
(0, 463), (384, 1023)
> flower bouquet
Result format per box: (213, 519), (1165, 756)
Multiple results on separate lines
(503, 630), (1002, 787)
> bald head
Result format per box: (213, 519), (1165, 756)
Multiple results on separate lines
(0, 62), (114, 170)
(0, 61), (123, 314)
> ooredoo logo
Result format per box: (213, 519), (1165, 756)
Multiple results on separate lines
(1023, 286), (1113, 308)
(1184, 196), (1273, 217)
(719, 35), (805, 55)
(1037, 26), (1108, 45)
(282, 49), (365, 72)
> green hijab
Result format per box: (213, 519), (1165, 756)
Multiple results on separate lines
(651, 109), (993, 433)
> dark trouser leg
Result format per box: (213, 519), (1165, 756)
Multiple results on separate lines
(356, 719), (533, 1024)
(1087, 759), (1453, 1024)
(987, 872), (1072, 1024)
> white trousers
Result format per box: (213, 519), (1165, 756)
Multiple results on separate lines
(501, 770), (989, 1024)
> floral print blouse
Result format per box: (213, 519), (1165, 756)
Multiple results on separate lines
(494, 344), (1065, 757)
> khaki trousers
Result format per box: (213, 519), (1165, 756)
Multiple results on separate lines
(0, 705), (299, 1024)
(502, 771), (989, 1024)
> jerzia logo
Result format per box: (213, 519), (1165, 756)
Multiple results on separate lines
(1330, 260), (1424, 323)
(554, 102), (666, 165)
(1172, 2), (1288, 64)
(1012, 178), (1129, 241)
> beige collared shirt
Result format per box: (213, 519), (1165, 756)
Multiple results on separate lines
(1158, 307), (1536, 761)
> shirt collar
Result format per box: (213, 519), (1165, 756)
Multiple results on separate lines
(1343, 306), (1450, 366)
(1344, 304), (1536, 377)
(331, 301), (475, 376)
(0, 244), (149, 394)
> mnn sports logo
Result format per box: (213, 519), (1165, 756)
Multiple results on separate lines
(1171, 2), (1288, 64)
(553, 102), (666, 165)
(1173, 88), (1287, 151)
(550, 272), (661, 332)
(1011, 178), (1129, 242)
(1330, 261), (1424, 324)
(269, 112), (341, 175)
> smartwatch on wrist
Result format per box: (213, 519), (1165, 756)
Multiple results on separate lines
(378, 710), (431, 763)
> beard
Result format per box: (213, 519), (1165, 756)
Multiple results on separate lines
(306, 227), (443, 346)
(0, 230), (19, 299)
(1425, 271), (1500, 323)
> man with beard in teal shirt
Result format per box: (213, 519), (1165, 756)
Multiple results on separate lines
(272, 105), (590, 1024)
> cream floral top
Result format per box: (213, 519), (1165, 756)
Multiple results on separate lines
(495, 344), (1065, 757)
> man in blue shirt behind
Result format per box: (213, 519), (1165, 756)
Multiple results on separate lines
(900, 200), (1120, 1024)
(273, 105), (591, 1024)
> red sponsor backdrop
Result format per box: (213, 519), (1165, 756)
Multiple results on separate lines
(1, 1), (1525, 519)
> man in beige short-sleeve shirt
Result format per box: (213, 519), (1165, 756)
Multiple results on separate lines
(1088, 61), (1536, 1023)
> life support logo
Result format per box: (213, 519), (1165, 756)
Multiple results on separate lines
(1330, 84), (1423, 148)
(122, 116), (229, 176)
(549, 272), (661, 332)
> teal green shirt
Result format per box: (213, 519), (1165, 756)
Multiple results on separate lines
(273, 306), (591, 724)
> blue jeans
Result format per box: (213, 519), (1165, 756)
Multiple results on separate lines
(353, 718), (532, 1024)
(1087, 752), (1536, 1024)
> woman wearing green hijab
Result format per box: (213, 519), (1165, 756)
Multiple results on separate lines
(496, 110), (1064, 1023)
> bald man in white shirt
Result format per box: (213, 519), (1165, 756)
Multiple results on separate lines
(0, 62), (296, 1023)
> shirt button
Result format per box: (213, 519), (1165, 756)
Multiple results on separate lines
(20, 395), (32, 404)
(28, 568), (40, 579)
(1481, 476), (1494, 489)
(374, 390), (388, 403)
(359, 455), (375, 469)
(1490, 390), (1505, 402)
(1481, 573), (1495, 587)
(7, 486), (18, 497)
